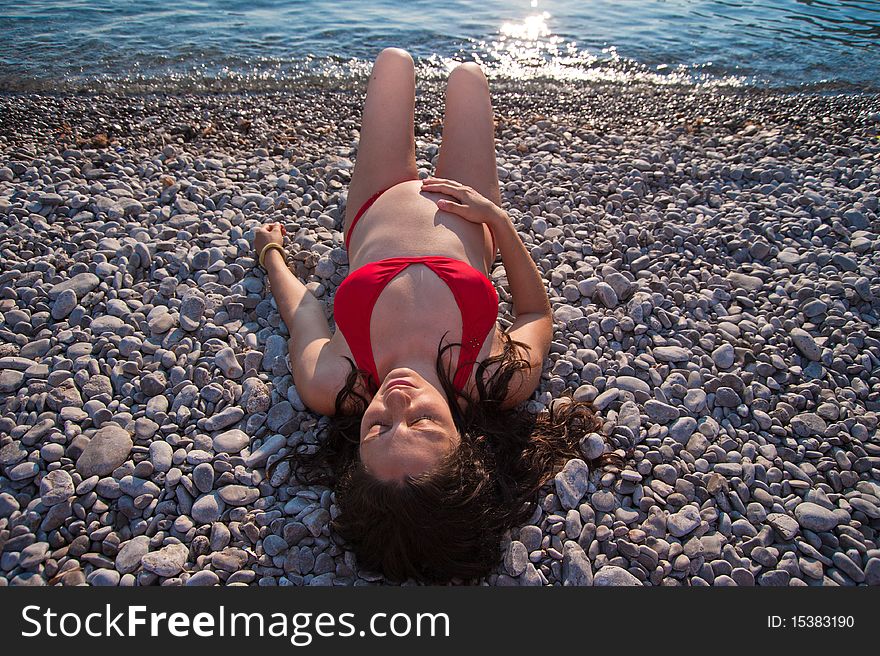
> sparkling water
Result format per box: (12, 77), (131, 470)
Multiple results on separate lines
(1, 0), (877, 93)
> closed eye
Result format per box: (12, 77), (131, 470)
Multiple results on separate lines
(369, 415), (435, 430)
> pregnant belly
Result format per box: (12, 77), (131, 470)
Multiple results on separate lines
(348, 180), (492, 273)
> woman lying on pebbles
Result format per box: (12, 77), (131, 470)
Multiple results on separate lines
(253, 48), (606, 583)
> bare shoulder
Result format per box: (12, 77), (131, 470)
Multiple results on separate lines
(288, 331), (358, 416)
(465, 323), (543, 408)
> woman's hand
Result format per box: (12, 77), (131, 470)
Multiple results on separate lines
(420, 177), (507, 228)
(254, 222), (286, 256)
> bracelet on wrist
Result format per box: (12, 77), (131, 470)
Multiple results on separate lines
(259, 242), (287, 269)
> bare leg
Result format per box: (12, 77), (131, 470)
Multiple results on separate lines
(344, 48), (419, 235)
(434, 62), (501, 266)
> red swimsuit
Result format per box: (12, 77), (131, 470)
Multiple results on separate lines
(335, 185), (499, 394)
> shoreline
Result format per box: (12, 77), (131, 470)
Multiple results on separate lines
(1, 81), (879, 586)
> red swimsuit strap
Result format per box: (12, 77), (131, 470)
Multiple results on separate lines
(334, 257), (498, 394)
(344, 186), (390, 251)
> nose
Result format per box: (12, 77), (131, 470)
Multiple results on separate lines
(383, 386), (413, 412)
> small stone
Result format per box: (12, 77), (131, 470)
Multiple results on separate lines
(186, 570), (221, 586)
(52, 289), (78, 320)
(149, 441), (173, 472)
(562, 541), (593, 586)
(262, 334), (288, 371)
(18, 542), (50, 569)
(213, 429), (250, 454)
(794, 502), (840, 532)
(504, 540), (529, 576)
(91, 569), (125, 586)
(832, 552), (865, 583)
(218, 485), (260, 506)
(683, 389), (707, 413)
(179, 292), (206, 331)
(555, 458), (590, 510)
(614, 376), (650, 396)
(726, 272), (763, 291)
(0, 370), (25, 394)
(592, 389), (618, 411)
(669, 417), (697, 443)
(140, 372), (167, 397)
(212, 548), (249, 572)
(802, 299), (827, 317)
(148, 312), (176, 334)
(591, 490), (617, 512)
(81, 374), (113, 399)
(215, 347), (242, 378)
(8, 461), (39, 480)
(134, 417), (159, 439)
(615, 401), (639, 432)
(791, 328), (821, 361)
(668, 505), (702, 537)
(119, 475), (160, 498)
(48, 272), (100, 300)
(594, 282), (618, 308)
(645, 399), (680, 423)
(715, 387), (741, 407)
(0, 492), (20, 517)
(39, 469), (74, 506)
(267, 401), (294, 432)
(191, 493), (225, 524)
(47, 379), (83, 410)
(90, 315), (125, 335)
(0, 441), (27, 467)
(302, 508), (330, 537)
(241, 378), (272, 413)
(203, 406), (245, 432)
(141, 543), (189, 577)
(76, 425), (133, 477)
(593, 566), (641, 586)
(711, 343), (735, 369)
(791, 413), (827, 438)
(263, 535), (288, 557)
(192, 462), (215, 493)
(653, 346), (691, 362)
(116, 536), (151, 574)
(246, 434), (286, 468)
(580, 433), (606, 460)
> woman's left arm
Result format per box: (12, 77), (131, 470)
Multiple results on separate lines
(420, 178), (552, 408)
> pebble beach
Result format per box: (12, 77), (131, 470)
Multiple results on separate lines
(1, 79), (879, 586)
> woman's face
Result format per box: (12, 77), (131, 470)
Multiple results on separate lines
(359, 368), (460, 482)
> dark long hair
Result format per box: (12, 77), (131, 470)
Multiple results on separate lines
(271, 333), (611, 583)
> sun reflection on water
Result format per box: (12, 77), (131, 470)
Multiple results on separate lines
(427, 0), (745, 88)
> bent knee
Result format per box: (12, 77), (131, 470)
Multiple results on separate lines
(377, 47), (414, 65)
(449, 61), (488, 83)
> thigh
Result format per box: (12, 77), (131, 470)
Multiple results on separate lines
(434, 63), (501, 268)
(344, 48), (419, 230)
(434, 63), (501, 207)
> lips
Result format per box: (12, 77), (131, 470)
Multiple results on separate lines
(385, 379), (415, 392)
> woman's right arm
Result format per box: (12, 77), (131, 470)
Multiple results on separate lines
(263, 249), (346, 415)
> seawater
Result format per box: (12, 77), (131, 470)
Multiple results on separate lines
(0, 0), (878, 93)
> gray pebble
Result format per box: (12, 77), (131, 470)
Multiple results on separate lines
(794, 502), (840, 532)
(141, 543), (189, 577)
(76, 424), (133, 477)
(555, 458), (590, 510)
(593, 566), (641, 586)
